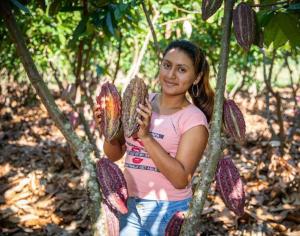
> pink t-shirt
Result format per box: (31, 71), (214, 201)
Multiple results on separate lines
(123, 93), (209, 201)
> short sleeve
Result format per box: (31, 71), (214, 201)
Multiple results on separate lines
(179, 107), (209, 135)
(149, 93), (158, 102)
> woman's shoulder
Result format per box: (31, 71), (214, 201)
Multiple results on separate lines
(185, 103), (206, 118)
(179, 104), (209, 132)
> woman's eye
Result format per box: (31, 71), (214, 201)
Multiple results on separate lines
(163, 63), (170, 69)
(178, 67), (186, 73)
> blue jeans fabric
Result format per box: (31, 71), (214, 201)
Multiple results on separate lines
(119, 197), (191, 236)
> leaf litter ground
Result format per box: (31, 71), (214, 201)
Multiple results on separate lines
(0, 85), (299, 235)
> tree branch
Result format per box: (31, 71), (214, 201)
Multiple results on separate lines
(112, 33), (122, 84)
(0, 1), (106, 235)
(180, 0), (235, 233)
(250, 1), (289, 8)
(141, 1), (161, 61)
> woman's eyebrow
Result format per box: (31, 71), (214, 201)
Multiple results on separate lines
(162, 59), (190, 68)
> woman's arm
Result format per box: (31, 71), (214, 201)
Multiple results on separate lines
(141, 126), (208, 189)
(136, 100), (208, 189)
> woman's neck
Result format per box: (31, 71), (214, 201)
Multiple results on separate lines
(159, 93), (190, 110)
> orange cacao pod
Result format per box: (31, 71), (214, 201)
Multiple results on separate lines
(223, 99), (246, 142)
(215, 156), (245, 216)
(96, 158), (128, 214)
(122, 77), (148, 137)
(233, 3), (256, 51)
(96, 82), (122, 141)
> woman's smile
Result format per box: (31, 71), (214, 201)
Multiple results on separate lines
(164, 80), (178, 87)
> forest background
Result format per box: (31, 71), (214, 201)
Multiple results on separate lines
(0, 0), (299, 235)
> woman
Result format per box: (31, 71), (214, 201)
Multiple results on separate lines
(94, 40), (214, 235)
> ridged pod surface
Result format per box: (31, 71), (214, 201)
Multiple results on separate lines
(223, 99), (246, 142)
(215, 156), (245, 216)
(201, 0), (223, 21)
(96, 82), (122, 141)
(165, 211), (185, 236)
(122, 77), (148, 137)
(96, 158), (128, 214)
(103, 203), (120, 236)
(233, 3), (256, 51)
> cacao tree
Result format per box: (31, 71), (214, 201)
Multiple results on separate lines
(1, 0), (299, 234)
(181, 0), (236, 233)
(0, 1), (107, 235)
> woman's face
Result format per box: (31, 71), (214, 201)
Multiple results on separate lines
(159, 48), (197, 96)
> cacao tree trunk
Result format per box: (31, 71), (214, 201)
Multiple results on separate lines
(0, 1), (106, 235)
(180, 0), (235, 234)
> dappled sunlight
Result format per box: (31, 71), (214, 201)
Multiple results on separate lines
(0, 81), (299, 235)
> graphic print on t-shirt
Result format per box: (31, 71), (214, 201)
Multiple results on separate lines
(125, 131), (164, 172)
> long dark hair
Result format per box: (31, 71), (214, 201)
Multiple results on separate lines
(162, 40), (215, 122)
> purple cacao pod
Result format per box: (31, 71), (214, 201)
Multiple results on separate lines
(165, 211), (185, 236)
(223, 99), (246, 142)
(96, 158), (128, 214)
(233, 3), (256, 51)
(215, 156), (245, 216)
(202, 0), (223, 21)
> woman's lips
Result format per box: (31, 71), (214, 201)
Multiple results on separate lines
(164, 80), (177, 86)
(132, 158), (143, 164)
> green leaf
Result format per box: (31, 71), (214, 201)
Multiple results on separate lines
(160, 4), (173, 14)
(263, 13), (287, 48)
(114, 6), (121, 20)
(73, 17), (88, 38)
(256, 10), (275, 27)
(10, 0), (31, 14)
(286, 3), (300, 11)
(96, 65), (104, 76)
(263, 15), (279, 47)
(68, 17), (88, 47)
(264, 12), (300, 48)
(277, 13), (300, 48)
(106, 12), (115, 35)
(272, 27), (288, 48)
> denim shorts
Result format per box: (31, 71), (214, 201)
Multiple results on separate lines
(119, 197), (191, 236)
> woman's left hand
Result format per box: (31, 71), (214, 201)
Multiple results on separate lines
(136, 98), (152, 140)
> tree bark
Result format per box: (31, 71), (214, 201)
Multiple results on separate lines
(0, 1), (106, 235)
(180, 0), (235, 234)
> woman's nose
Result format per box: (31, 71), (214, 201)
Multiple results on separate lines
(167, 68), (176, 79)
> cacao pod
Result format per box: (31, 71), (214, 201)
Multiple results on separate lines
(215, 156), (245, 216)
(233, 3), (256, 51)
(96, 82), (122, 141)
(96, 158), (128, 214)
(103, 203), (120, 236)
(165, 211), (185, 236)
(201, 0), (223, 21)
(122, 77), (148, 137)
(223, 99), (246, 142)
